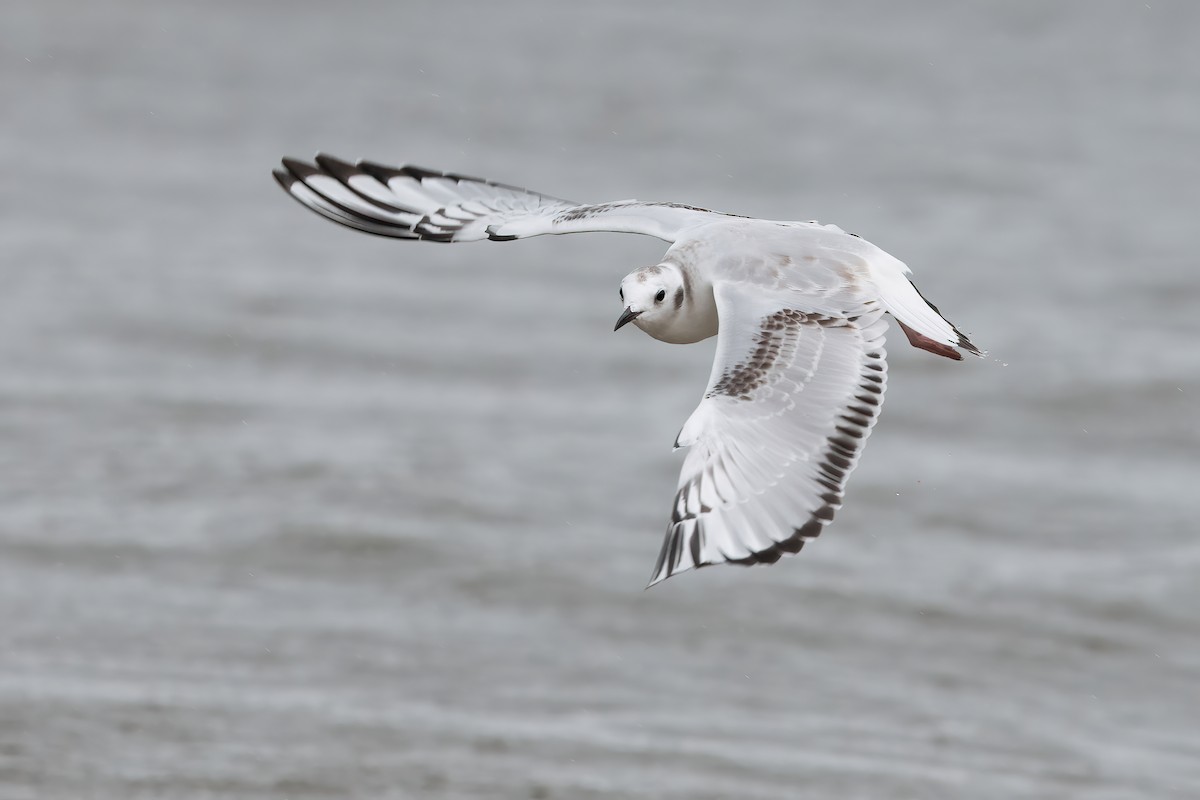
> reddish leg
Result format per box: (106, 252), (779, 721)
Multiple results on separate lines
(897, 321), (964, 361)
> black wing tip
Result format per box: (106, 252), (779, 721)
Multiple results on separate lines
(353, 159), (464, 185)
(646, 548), (672, 588)
(272, 167), (296, 190)
(956, 333), (985, 358)
(399, 164), (445, 180)
(272, 157), (424, 241)
(486, 227), (519, 242)
(353, 159), (406, 184)
(648, 512), (829, 586)
(282, 154), (571, 207)
(362, 159), (552, 198)
(903, 277), (985, 359)
(280, 155), (319, 175)
(294, 153), (389, 184)
(727, 518), (824, 568)
(312, 152), (360, 179)
(352, 160), (479, 185)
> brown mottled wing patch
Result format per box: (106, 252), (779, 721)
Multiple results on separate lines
(274, 155), (735, 244)
(649, 282), (889, 587)
(708, 311), (798, 400)
(708, 310), (857, 400)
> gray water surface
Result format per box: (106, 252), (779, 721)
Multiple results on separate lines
(3, 2), (1199, 798)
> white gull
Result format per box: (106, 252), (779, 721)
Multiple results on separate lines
(273, 155), (982, 586)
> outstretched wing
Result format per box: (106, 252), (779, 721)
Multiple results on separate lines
(273, 154), (734, 243)
(649, 281), (889, 587)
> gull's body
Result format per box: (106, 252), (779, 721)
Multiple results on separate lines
(274, 155), (981, 586)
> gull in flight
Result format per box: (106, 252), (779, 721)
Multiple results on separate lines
(273, 155), (982, 586)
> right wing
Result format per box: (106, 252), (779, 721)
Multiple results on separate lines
(273, 154), (736, 243)
(649, 280), (890, 586)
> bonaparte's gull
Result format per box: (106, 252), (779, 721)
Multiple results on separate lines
(273, 155), (982, 586)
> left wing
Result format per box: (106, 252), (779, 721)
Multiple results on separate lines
(273, 154), (736, 243)
(649, 281), (889, 586)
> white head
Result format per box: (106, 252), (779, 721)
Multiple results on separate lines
(613, 264), (688, 341)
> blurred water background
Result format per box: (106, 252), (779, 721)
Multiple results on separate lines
(2, 1), (1198, 798)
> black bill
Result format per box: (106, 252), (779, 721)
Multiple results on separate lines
(614, 307), (643, 331)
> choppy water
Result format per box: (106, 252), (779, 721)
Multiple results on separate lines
(2, 2), (1198, 798)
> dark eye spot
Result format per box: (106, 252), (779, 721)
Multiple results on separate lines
(655, 289), (666, 303)
(619, 288), (624, 301)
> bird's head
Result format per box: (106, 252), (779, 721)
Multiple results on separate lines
(614, 264), (686, 338)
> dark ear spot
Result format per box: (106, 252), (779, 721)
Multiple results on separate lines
(673, 286), (684, 310)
